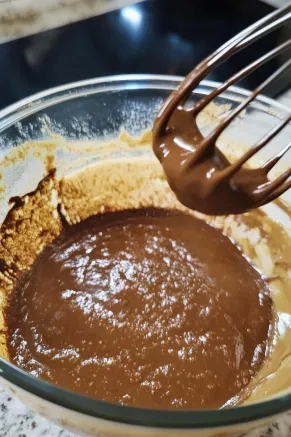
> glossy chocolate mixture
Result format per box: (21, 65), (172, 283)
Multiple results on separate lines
(152, 68), (275, 215)
(6, 208), (272, 409)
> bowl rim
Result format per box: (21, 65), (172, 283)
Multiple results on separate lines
(0, 74), (291, 429)
(0, 74), (290, 130)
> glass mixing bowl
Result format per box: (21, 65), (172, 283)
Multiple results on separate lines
(0, 75), (291, 437)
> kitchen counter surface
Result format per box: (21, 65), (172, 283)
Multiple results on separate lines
(0, 0), (141, 43)
(0, 387), (74, 437)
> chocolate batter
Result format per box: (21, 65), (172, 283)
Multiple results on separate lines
(6, 208), (272, 409)
(152, 67), (277, 215)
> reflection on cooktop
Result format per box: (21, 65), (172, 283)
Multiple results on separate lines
(0, 0), (290, 110)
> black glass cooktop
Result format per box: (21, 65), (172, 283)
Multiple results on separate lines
(0, 0), (290, 110)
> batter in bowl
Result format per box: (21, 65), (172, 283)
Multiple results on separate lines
(0, 131), (291, 410)
(6, 208), (271, 409)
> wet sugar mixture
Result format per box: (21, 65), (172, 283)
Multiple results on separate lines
(5, 208), (272, 409)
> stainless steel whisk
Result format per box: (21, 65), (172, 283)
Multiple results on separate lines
(153, 3), (291, 213)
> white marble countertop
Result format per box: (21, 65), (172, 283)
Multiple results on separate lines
(1, 0), (291, 436)
(0, 0), (141, 43)
(0, 388), (74, 437)
(0, 0), (283, 43)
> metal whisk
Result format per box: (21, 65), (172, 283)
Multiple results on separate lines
(153, 3), (291, 215)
